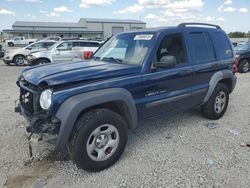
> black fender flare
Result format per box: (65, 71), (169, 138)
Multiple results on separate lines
(54, 88), (138, 151)
(202, 70), (237, 104)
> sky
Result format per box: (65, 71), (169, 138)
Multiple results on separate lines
(0, 0), (249, 33)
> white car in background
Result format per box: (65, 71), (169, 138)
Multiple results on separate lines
(5, 37), (37, 47)
(43, 37), (62, 41)
(3, 40), (56, 66)
(27, 40), (101, 65)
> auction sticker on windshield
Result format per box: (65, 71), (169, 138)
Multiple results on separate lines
(134, 34), (153, 40)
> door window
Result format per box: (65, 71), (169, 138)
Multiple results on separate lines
(189, 32), (215, 63)
(80, 42), (100, 47)
(157, 33), (187, 64)
(72, 42), (80, 47)
(28, 42), (44, 49)
(57, 42), (73, 51)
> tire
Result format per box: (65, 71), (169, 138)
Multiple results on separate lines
(8, 42), (14, 47)
(201, 83), (229, 120)
(238, 59), (249, 73)
(13, 55), (25, 66)
(35, 59), (50, 65)
(69, 108), (128, 171)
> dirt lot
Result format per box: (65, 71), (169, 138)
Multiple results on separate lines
(0, 59), (250, 188)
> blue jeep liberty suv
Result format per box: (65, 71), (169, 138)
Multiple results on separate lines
(16, 23), (237, 171)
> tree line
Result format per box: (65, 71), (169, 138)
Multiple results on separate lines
(228, 31), (250, 38)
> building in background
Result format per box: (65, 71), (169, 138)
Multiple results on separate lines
(2, 18), (146, 40)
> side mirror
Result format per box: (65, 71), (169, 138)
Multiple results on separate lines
(26, 47), (32, 50)
(155, 55), (177, 69)
(55, 49), (60, 55)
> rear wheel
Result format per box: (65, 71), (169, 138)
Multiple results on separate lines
(14, 55), (25, 66)
(69, 108), (128, 171)
(238, 59), (249, 73)
(201, 83), (229, 120)
(8, 42), (14, 47)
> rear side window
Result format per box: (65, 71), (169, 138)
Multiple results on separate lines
(189, 32), (215, 63)
(89, 42), (101, 47)
(72, 42), (80, 47)
(214, 32), (233, 59)
(80, 42), (100, 47)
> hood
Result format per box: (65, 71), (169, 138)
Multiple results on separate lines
(6, 48), (46, 56)
(21, 60), (141, 86)
(6, 48), (24, 54)
(30, 48), (48, 54)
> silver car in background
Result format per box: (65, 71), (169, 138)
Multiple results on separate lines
(3, 40), (56, 66)
(27, 40), (101, 65)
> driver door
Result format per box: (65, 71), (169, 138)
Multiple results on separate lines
(141, 33), (194, 119)
(53, 42), (74, 63)
(14, 37), (22, 45)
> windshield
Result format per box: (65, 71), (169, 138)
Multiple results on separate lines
(235, 43), (250, 51)
(25, 42), (43, 49)
(48, 43), (58, 50)
(92, 33), (154, 65)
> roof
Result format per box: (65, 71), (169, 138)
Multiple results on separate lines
(13, 21), (86, 28)
(2, 29), (102, 34)
(80, 18), (146, 24)
(117, 24), (222, 35)
(120, 27), (175, 34)
(12, 18), (146, 28)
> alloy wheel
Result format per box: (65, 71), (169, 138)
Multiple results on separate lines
(86, 124), (120, 161)
(214, 91), (226, 113)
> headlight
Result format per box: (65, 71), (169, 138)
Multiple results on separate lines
(39, 89), (52, 110)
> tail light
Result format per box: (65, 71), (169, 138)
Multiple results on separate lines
(233, 60), (238, 74)
(83, 51), (93, 60)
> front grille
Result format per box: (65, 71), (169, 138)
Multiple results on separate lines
(20, 87), (34, 114)
(19, 80), (41, 115)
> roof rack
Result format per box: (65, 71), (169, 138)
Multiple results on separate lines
(178, 23), (221, 29)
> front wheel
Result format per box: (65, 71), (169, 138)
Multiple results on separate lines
(238, 59), (249, 73)
(14, 55), (25, 66)
(69, 109), (128, 171)
(201, 83), (229, 120)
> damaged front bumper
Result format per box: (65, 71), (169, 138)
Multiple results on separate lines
(15, 79), (60, 135)
(15, 102), (60, 134)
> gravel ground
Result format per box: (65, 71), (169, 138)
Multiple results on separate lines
(0, 57), (250, 188)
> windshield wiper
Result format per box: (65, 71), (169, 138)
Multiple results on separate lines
(102, 57), (123, 64)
